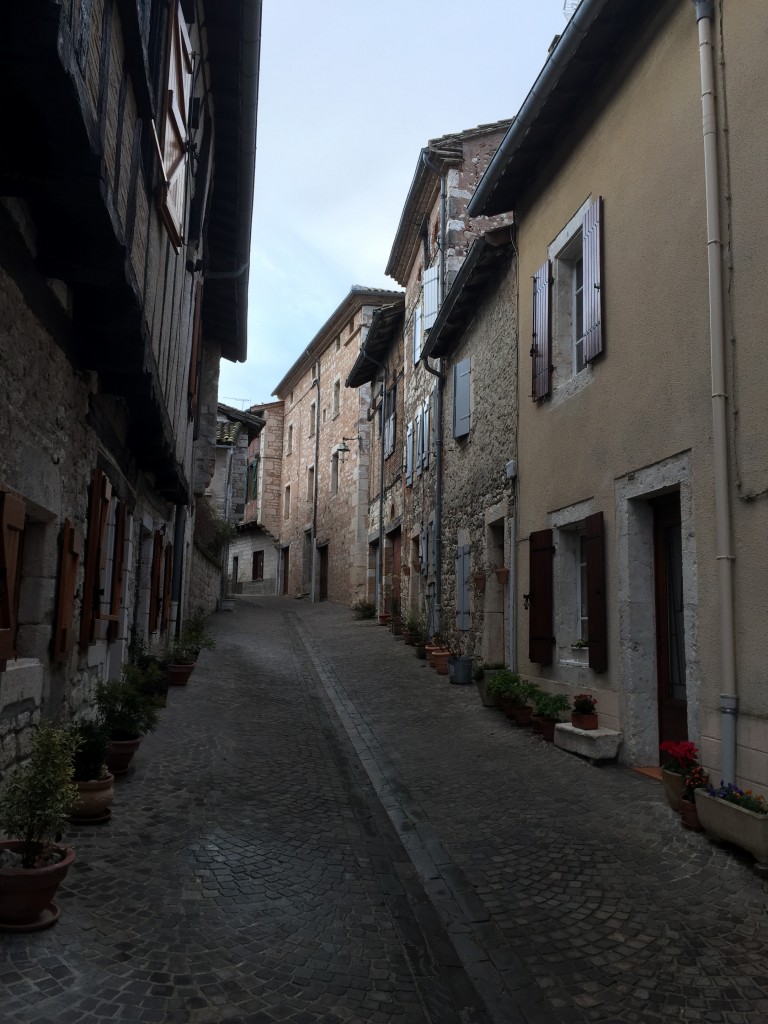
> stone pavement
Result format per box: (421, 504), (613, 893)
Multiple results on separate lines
(1, 598), (767, 1024)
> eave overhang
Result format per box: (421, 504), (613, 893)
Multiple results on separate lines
(217, 402), (265, 441)
(468, 0), (664, 217)
(422, 229), (515, 360)
(345, 301), (406, 388)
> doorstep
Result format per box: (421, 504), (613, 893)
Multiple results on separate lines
(633, 765), (662, 782)
(554, 723), (623, 764)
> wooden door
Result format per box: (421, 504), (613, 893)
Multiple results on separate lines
(653, 495), (688, 747)
(318, 545), (329, 601)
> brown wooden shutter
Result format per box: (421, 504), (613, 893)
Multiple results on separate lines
(148, 530), (163, 634)
(158, 2), (193, 250)
(0, 492), (26, 667)
(106, 500), (127, 642)
(528, 528), (554, 665)
(582, 196), (604, 363)
(585, 511), (608, 672)
(53, 518), (83, 664)
(531, 261), (551, 401)
(80, 470), (112, 649)
(161, 542), (173, 633)
(188, 282), (202, 420)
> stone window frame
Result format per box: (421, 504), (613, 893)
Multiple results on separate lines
(548, 497), (595, 669)
(332, 378), (341, 420)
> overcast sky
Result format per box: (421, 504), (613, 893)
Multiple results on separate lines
(218, 1), (572, 409)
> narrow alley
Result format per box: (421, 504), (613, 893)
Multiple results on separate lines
(2, 599), (767, 1024)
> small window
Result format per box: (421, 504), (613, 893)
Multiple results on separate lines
(284, 485), (291, 520)
(335, 336), (341, 352)
(287, 424), (293, 454)
(307, 466), (314, 503)
(332, 380), (340, 419)
(331, 452), (339, 496)
(309, 403), (316, 436)
(252, 550), (264, 581)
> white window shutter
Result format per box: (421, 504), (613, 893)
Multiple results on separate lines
(406, 423), (414, 485)
(415, 408), (423, 476)
(422, 398), (430, 469)
(413, 306), (423, 364)
(453, 358), (471, 438)
(423, 265), (440, 330)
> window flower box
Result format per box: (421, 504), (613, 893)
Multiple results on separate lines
(695, 788), (768, 876)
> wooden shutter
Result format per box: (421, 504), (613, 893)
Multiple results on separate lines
(415, 408), (423, 477)
(422, 397), (430, 469)
(106, 500), (127, 642)
(585, 511), (608, 672)
(406, 422), (414, 485)
(148, 530), (163, 634)
(419, 525), (428, 576)
(423, 264), (440, 330)
(531, 261), (551, 401)
(0, 492), (26, 666)
(161, 542), (173, 633)
(455, 544), (471, 630)
(80, 470), (112, 649)
(188, 282), (203, 420)
(53, 518), (82, 664)
(582, 197), (604, 364)
(158, 1), (193, 250)
(453, 357), (471, 438)
(528, 528), (554, 665)
(413, 306), (423, 363)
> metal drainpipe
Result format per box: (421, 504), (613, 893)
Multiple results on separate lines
(692, 0), (738, 783)
(421, 150), (446, 635)
(310, 375), (320, 603)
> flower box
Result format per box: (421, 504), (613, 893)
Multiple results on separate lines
(662, 768), (685, 813)
(695, 789), (768, 875)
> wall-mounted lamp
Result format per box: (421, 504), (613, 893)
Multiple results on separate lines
(523, 592), (531, 610)
(337, 435), (362, 463)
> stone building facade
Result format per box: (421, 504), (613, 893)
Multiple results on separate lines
(0, 0), (260, 768)
(272, 287), (402, 604)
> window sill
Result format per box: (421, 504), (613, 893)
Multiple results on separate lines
(561, 645), (589, 667)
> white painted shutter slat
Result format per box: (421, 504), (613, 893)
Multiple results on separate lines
(423, 265), (440, 330)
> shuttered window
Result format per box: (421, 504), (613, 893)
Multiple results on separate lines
(158, 2), (193, 250)
(252, 550), (264, 581)
(455, 544), (471, 630)
(405, 422), (414, 486)
(0, 491), (26, 668)
(419, 525), (428, 576)
(106, 500), (127, 642)
(415, 407), (423, 477)
(423, 264), (440, 330)
(532, 261), (551, 401)
(384, 382), (397, 459)
(412, 305), (423, 364)
(584, 511), (608, 672)
(80, 470), (112, 649)
(422, 397), (430, 469)
(582, 197), (604, 363)
(528, 528), (554, 666)
(453, 357), (471, 438)
(53, 518), (82, 665)
(148, 530), (163, 635)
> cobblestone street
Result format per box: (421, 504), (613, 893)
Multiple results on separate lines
(2, 598), (768, 1024)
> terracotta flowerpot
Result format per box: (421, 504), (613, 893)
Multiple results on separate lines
(107, 737), (142, 776)
(662, 768), (685, 813)
(494, 567), (509, 584)
(391, 618), (403, 636)
(70, 774), (115, 822)
(472, 573), (486, 592)
(571, 712), (599, 730)
(378, 614), (391, 626)
(168, 662), (195, 685)
(680, 798), (703, 832)
(531, 715), (544, 734)
(402, 630), (417, 645)
(511, 705), (533, 726)
(539, 718), (557, 742)
(0, 841), (75, 932)
(432, 651), (450, 675)
(425, 645), (442, 667)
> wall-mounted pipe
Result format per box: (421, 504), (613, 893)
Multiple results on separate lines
(310, 375), (320, 602)
(692, 0), (738, 783)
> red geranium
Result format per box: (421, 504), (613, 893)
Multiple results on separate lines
(660, 740), (699, 774)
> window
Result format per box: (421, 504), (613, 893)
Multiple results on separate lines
(0, 491), (25, 668)
(309, 403), (316, 436)
(331, 451), (339, 496)
(384, 382), (396, 459)
(332, 379), (340, 418)
(405, 422), (414, 486)
(453, 358), (471, 438)
(284, 485), (291, 520)
(157, 2), (193, 250)
(252, 550), (264, 581)
(335, 336), (341, 352)
(287, 424), (293, 454)
(306, 466), (314, 503)
(578, 534), (589, 644)
(412, 305), (423, 364)
(249, 458), (259, 502)
(532, 196), (603, 402)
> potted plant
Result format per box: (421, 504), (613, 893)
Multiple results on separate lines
(96, 680), (159, 775)
(571, 693), (598, 730)
(67, 721), (114, 823)
(659, 740), (699, 812)
(167, 637), (199, 685)
(473, 662), (504, 707)
(0, 723), (78, 931)
(182, 609), (217, 659)
(351, 599), (377, 620)
(695, 781), (768, 875)
(493, 564), (509, 584)
(445, 631), (474, 685)
(680, 765), (708, 832)
(532, 691), (571, 741)
(402, 616), (421, 645)
(472, 569), (487, 593)
(124, 660), (170, 707)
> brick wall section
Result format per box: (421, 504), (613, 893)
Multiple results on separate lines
(440, 261), (518, 664)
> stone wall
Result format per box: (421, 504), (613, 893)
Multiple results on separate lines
(188, 545), (222, 617)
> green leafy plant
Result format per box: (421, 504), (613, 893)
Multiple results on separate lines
(532, 691), (571, 721)
(0, 723), (78, 868)
(68, 721), (111, 782)
(123, 660), (168, 706)
(95, 681), (159, 741)
(179, 611), (216, 657)
(485, 669), (521, 700)
(706, 781), (768, 814)
(351, 599), (377, 620)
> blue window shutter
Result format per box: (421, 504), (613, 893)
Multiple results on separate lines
(422, 397), (430, 469)
(453, 357), (471, 438)
(415, 407), (423, 476)
(423, 264), (440, 330)
(406, 423), (414, 486)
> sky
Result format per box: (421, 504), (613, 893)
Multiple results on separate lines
(218, 1), (573, 410)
